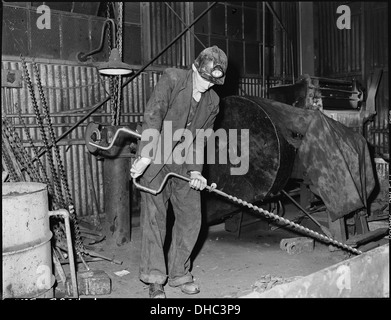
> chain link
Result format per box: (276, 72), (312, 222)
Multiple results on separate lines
(110, 76), (119, 125)
(21, 55), (63, 209)
(32, 60), (85, 253)
(117, 2), (123, 57)
(16, 105), (51, 187)
(2, 117), (41, 182)
(106, 2), (117, 125)
(32, 61), (69, 204)
(106, 2), (112, 51)
(2, 126), (22, 182)
(2, 143), (18, 182)
(115, 2), (124, 126)
(20, 56), (85, 254)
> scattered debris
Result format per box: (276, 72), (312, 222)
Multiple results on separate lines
(280, 237), (314, 254)
(114, 270), (131, 277)
(250, 274), (303, 295)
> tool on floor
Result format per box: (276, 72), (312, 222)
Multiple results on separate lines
(280, 237), (314, 255)
(63, 270), (112, 296)
(281, 190), (333, 238)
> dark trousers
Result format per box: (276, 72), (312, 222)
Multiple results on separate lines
(139, 164), (202, 286)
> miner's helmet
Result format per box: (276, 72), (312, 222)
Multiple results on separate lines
(194, 46), (228, 85)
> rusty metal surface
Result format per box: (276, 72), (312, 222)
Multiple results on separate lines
(205, 95), (296, 224)
(244, 244), (389, 298)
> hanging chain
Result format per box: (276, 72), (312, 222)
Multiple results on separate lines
(21, 55), (63, 209)
(110, 77), (120, 126)
(32, 61), (69, 205)
(117, 2), (123, 56)
(2, 118), (30, 181)
(2, 117), (41, 182)
(115, 2), (124, 126)
(1, 138), (19, 182)
(32, 60), (85, 253)
(2, 121), (26, 182)
(106, 1), (118, 125)
(106, 2), (112, 52)
(20, 55), (85, 254)
(16, 105), (51, 188)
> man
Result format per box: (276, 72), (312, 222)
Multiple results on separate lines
(130, 46), (228, 298)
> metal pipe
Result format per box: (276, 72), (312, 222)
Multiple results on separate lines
(89, 127), (141, 150)
(31, 2), (218, 164)
(77, 19), (117, 62)
(49, 209), (78, 298)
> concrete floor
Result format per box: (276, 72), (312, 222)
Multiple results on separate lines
(56, 202), (354, 299)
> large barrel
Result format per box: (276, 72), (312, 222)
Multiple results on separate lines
(2, 182), (55, 299)
(204, 95), (297, 224)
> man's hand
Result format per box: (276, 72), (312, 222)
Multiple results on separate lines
(189, 171), (207, 191)
(130, 157), (152, 178)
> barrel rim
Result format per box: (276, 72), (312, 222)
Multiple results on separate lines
(2, 182), (48, 198)
(2, 232), (52, 255)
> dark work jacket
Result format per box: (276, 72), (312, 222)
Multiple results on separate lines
(137, 68), (220, 183)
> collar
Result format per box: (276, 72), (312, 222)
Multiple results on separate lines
(177, 69), (219, 108)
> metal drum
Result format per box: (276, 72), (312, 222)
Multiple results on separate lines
(2, 182), (55, 299)
(204, 95), (296, 224)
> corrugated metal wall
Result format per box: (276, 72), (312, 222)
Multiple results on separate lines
(149, 2), (190, 68)
(272, 2), (298, 82)
(2, 56), (147, 218)
(363, 3), (389, 159)
(316, 2), (363, 78)
(315, 2), (389, 158)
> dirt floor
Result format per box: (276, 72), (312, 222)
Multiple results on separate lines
(55, 201), (358, 299)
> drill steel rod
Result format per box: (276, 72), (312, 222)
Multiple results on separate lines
(281, 189), (333, 238)
(132, 173), (362, 255)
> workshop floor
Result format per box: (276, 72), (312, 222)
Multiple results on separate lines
(56, 202), (355, 299)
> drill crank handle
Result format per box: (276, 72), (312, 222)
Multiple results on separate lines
(89, 127), (141, 150)
(132, 173), (362, 255)
(132, 172), (217, 195)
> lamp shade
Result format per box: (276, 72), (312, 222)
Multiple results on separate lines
(98, 48), (133, 76)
